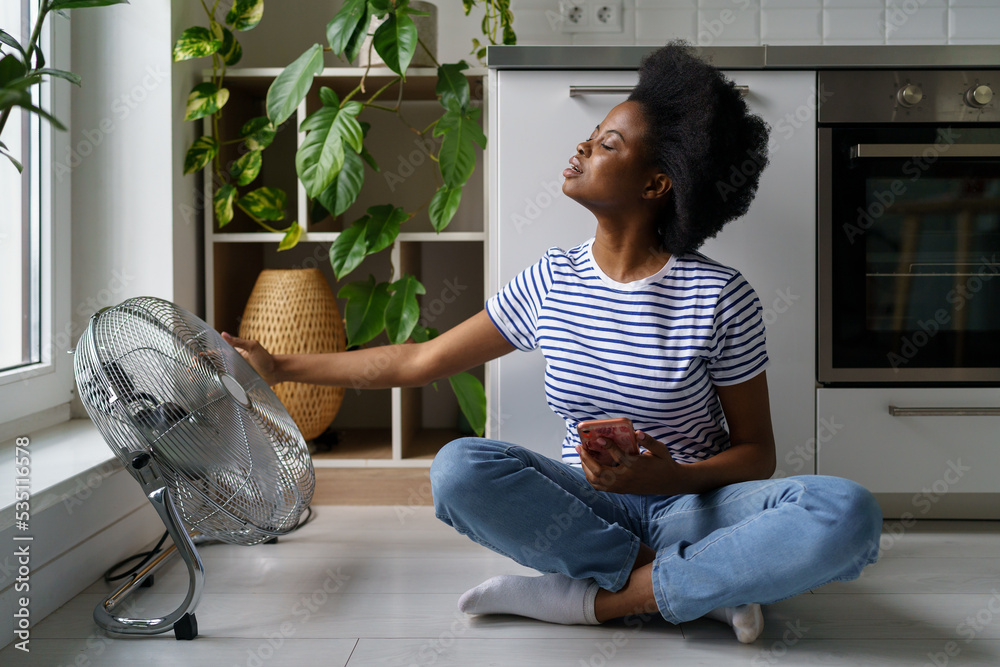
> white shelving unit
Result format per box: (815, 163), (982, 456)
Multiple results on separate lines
(203, 67), (489, 468)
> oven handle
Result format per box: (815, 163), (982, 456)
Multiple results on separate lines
(888, 405), (1000, 417)
(852, 144), (1000, 159)
(569, 85), (749, 97)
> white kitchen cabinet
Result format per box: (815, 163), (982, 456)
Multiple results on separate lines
(487, 69), (817, 470)
(816, 387), (1000, 517)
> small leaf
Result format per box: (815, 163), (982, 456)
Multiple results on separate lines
(183, 135), (219, 174)
(385, 275), (426, 345)
(428, 184), (462, 232)
(319, 86), (340, 108)
(363, 204), (406, 254)
(0, 54), (26, 87)
(409, 325), (435, 344)
(172, 26), (222, 62)
(436, 61), (470, 112)
(343, 2), (372, 64)
(360, 144), (379, 172)
(0, 91), (66, 130)
(220, 28), (243, 66)
(329, 218), (368, 279)
(278, 221), (302, 251)
(48, 0), (129, 8)
(0, 29), (26, 58)
(225, 0), (264, 31)
(213, 183), (236, 227)
(297, 101), (362, 198)
(34, 68), (82, 86)
(372, 11), (417, 76)
(266, 43), (323, 126)
(230, 149), (262, 186)
(316, 147), (365, 218)
(338, 275), (391, 348)
(326, 0), (367, 55)
(449, 372), (487, 437)
(237, 186), (287, 221)
(434, 107), (486, 188)
(0, 141), (23, 172)
(240, 116), (276, 150)
(184, 82), (229, 121)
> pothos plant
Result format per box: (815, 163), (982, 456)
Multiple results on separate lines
(174, 0), (516, 437)
(1, 0), (129, 172)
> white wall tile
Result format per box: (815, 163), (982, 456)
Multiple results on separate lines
(699, 0), (760, 8)
(572, 8), (638, 43)
(949, 7), (1000, 43)
(885, 0), (948, 44)
(823, 8), (886, 43)
(823, 0), (884, 7)
(762, 0), (821, 7)
(637, 0), (698, 7)
(697, 8), (762, 44)
(511, 8), (575, 44)
(947, 0), (1000, 6)
(762, 8), (823, 43)
(635, 8), (700, 42)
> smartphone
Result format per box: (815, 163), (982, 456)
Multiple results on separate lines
(576, 417), (639, 466)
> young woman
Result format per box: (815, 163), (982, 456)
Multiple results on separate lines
(222, 42), (882, 644)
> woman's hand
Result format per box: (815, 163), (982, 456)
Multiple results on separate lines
(221, 332), (279, 386)
(576, 431), (684, 496)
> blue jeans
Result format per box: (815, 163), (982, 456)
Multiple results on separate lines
(430, 437), (882, 624)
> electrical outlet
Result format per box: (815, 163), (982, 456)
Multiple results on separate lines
(557, 0), (623, 34)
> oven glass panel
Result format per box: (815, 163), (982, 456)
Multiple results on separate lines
(830, 126), (1000, 371)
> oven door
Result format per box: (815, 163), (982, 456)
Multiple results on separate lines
(819, 125), (1000, 384)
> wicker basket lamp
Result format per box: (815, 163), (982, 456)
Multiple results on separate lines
(238, 269), (346, 441)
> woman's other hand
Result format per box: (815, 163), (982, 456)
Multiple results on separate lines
(221, 332), (279, 386)
(577, 431), (682, 495)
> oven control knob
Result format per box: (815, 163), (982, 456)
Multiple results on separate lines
(896, 84), (923, 108)
(964, 84), (994, 108)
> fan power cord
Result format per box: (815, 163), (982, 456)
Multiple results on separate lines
(102, 507), (316, 583)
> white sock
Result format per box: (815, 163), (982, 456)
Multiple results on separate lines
(458, 573), (601, 625)
(704, 603), (764, 643)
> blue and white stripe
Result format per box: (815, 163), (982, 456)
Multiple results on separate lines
(487, 238), (769, 466)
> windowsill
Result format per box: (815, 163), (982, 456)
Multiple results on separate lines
(0, 419), (120, 530)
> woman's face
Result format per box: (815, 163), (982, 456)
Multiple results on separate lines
(561, 100), (669, 214)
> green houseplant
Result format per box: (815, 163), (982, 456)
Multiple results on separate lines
(174, 0), (516, 436)
(0, 0), (129, 171)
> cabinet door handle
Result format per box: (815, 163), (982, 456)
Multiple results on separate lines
(569, 85), (749, 97)
(852, 144), (1000, 159)
(888, 405), (1000, 417)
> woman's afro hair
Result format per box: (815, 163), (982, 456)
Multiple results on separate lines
(628, 41), (770, 255)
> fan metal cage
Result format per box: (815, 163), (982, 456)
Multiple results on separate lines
(74, 297), (314, 546)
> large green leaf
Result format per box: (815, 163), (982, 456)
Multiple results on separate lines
(172, 26), (221, 62)
(213, 183), (236, 227)
(338, 275), (391, 348)
(0, 29), (26, 58)
(34, 68), (82, 86)
(48, 0), (129, 8)
(296, 100), (363, 198)
(385, 275), (426, 345)
(326, 0), (367, 55)
(329, 217), (368, 279)
(0, 54), (26, 87)
(184, 82), (229, 121)
(434, 107), (486, 188)
(225, 0), (264, 31)
(237, 186), (286, 221)
(372, 11), (417, 76)
(220, 28), (243, 66)
(316, 146), (365, 218)
(182, 135), (218, 174)
(230, 149), (262, 186)
(266, 43), (323, 126)
(240, 116), (276, 150)
(428, 184), (462, 232)
(449, 372), (487, 437)
(364, 204), (406, 254)
(278, 220), (302, 251)
(343, 2), (372, 64)
(436, 61), (470, 112)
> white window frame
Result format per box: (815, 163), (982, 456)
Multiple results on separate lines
(0, 15), (73, 434)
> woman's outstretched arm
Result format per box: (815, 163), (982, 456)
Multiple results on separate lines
(222, 309), (515, 389)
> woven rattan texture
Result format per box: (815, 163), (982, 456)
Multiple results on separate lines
(239, 269), (346, 440)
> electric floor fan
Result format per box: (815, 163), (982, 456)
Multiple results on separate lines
(73, 297), (314, 640)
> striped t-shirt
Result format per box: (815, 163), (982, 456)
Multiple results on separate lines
(486, 238), (769, 466)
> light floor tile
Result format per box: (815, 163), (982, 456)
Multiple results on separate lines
(811, 557), (1000, 595)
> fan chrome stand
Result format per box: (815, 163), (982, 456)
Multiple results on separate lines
(93, 452), (205, 640)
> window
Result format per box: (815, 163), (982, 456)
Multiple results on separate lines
(0, 0), (41, 374)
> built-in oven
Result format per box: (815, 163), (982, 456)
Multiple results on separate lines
(818, 69), (1000, 384)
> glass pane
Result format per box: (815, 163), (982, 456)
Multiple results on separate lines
(0, 0), (33, 372)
